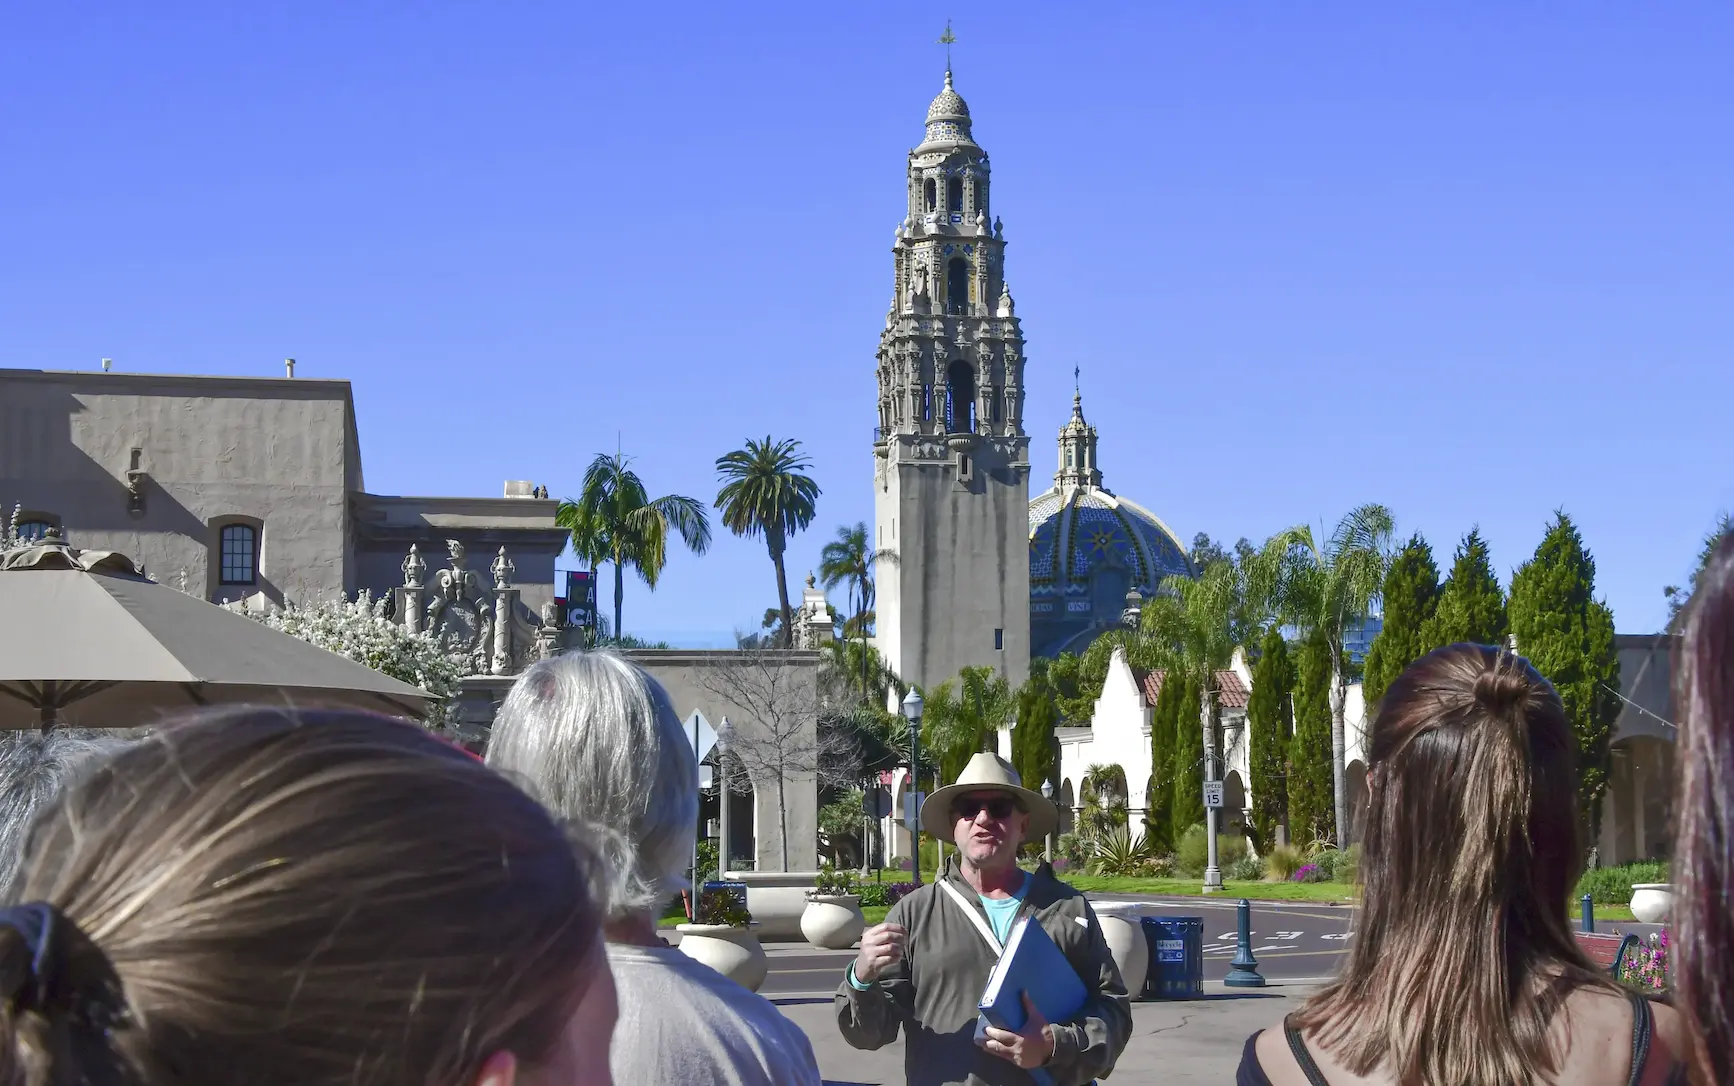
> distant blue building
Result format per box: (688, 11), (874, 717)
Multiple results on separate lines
(1341, 615), (1383, 664)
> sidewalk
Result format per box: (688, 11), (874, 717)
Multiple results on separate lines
(774, 979), (1324, 1084)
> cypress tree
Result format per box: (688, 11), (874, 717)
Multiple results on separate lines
(1287, 629), (1335, 847)
(1508, 512), (1622, 832)
(1425, 528), (1508, 649)
(1145, 667), (1184, 852)
(1012, 679), (1058, 797)
(1362, 534), (1440, 707)
(1170, 671), (1206, 837)
(1246, 627), (1294, 850)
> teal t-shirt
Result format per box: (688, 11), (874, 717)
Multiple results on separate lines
(980, 872), (1030, 945)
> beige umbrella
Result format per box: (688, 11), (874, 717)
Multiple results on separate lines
(0, 531), (434, 730)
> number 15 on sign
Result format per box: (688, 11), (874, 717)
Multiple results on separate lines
(1203, 781), (1224, 808)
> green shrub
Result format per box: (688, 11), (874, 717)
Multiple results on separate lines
(1576, 861), (1670, 905)
(812, 866), (858, 896)
(858, 882), (890, 908)
(1309, 848), (1345, 881)
(1265, 844), (1305, 881)
(1227, 853), (1266, 881)
(1335, 843), (1361, 885)
(1176, 823), (1251, 878)
(1087, 825), (1162, 877)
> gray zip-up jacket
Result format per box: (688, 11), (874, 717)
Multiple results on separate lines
(834, 859), (1131, 1086)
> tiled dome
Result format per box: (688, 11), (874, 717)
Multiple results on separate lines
(922, 70), (974, 144)
(1028, 488), (1192, 597)
(926, 70), (970, 123)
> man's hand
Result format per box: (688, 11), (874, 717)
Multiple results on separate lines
(980, 992), (1056, 1069)
(852, 922), (907, 984)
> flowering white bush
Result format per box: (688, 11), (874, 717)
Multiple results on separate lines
(247, 591), (466, 727)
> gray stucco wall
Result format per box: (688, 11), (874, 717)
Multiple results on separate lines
(0, 369), (355, 605)
(875, 442), (1031, 692)
(626, 650), (823, 873)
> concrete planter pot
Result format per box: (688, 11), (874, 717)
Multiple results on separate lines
(725, 870), (822, 941)
(801, 894), (865, 949)
(675, 924), (768, 991)
(1091, 902), (1148, 998)
(1630, 883), (1674, 925)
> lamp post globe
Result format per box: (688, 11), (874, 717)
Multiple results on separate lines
(1040, 778), (1056, 862)
(900, 688), (925, 884)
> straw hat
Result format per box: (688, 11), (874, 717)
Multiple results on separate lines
(919, 752), (1058, 840)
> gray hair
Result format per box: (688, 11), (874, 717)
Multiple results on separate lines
(0, 729), (133, 900)
(486, 651), (698, 923)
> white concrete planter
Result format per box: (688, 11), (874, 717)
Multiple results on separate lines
(1630, 883), (1674, 925)
(1091, 902), (1148, 998)
(725, 870), (820, 941)
(675, 924), (768, 991)
(801, 894), (865, 949)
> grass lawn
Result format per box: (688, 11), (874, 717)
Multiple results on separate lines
(1064, 876), (1358, 902)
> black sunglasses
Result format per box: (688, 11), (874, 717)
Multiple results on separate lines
(953, 795), (1022, 821)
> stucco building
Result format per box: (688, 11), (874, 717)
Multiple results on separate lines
(0, 367), (564, 618)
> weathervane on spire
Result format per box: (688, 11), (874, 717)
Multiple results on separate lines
(938, 19), (956, 72)
(1074, 365), (1081, 395)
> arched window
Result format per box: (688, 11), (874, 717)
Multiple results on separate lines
(921, 384), (933, 422)
(947, 177), (963, 213)
(946, 257), (969, 315)
(990, 390), (1002, 425)
(219, 523), (258, 585)
(15, 520), (51, 542)
(924, 178), (936, 213)
(945, 359), (975, 434)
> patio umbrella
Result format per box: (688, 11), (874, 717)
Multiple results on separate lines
(0, 531), (434, 729)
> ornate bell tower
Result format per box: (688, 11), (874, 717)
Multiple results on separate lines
(872, 68), (1031, 692)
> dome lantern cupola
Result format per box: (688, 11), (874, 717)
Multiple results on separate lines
(1056, 379), (1101, 489)
(921, 69), (976, 147)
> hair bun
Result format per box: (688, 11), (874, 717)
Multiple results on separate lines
(1473, 654), (1532, 715)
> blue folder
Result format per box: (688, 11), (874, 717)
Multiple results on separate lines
(973, 914), (1089, 1084)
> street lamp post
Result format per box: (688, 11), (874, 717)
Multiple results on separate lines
(1040, 778), (1055, 862)
(1203, 689), (1223, 893)
(902, 689), (924, 887)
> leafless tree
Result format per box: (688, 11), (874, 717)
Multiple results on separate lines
(696, 648), (861, 870)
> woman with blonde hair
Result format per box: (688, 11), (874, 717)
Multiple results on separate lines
(0, 707), (616, 1086)
(1237, 642), (1686, 1086)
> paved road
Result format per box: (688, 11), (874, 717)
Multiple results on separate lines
(759, 894), (1355, 997)
(754, 894), (1657, 998)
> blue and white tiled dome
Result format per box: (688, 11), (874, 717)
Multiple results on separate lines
(1029, 391), (1193, 657)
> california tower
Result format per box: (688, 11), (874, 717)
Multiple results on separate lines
(872, 69), (1031, 691)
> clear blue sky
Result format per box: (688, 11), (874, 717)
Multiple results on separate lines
(4, 3), (1729, 644)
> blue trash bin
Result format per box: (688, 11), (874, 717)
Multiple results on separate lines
(1141, 916), (1204, 999)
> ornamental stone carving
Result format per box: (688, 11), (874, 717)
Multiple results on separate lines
(490, 546), (514, 590)
(401, 543), (426, 588)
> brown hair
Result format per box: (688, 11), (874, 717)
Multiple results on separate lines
(1674, 533), (1734, 1085)
(0, 708), (605, 1086)
(1290, 642), (1614, 1086)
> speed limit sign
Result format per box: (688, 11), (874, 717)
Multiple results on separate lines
(1203, 780), (1224, 808)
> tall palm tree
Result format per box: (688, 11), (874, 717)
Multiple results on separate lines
(922, 666), (1015, 787)
(820, 521), (889, 697)
(556, 451), (712, 640)
(1265, 504), (1395, 848)
(714, 437), (822, 648)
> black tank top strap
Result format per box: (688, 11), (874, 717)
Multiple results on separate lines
(1283, 1015), (1334, 1086)
(1626, 990), (1653, 1086)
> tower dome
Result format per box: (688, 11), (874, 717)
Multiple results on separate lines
(1028, 390), (1193, 657)
(922, 70), (974, 145)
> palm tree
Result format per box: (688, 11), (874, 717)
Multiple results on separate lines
(922, 666), (1015, 787)
(820, 522), (888, 697)
(557, 451), (712, 640)
(1265, 504), (1395, 848)
(714, 437), (822, 648)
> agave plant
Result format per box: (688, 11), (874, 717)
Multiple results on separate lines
(1087, 825), (1158, 877)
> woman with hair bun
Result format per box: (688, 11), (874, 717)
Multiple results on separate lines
(0, 707), (616, 1086)
(1237, 643), (1687, 1086)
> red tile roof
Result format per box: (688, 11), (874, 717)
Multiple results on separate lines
(1132, 667), (1249, 709)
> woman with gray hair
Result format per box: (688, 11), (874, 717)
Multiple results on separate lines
(488, 650), (821, 1086)
(0, 729), (132, 900)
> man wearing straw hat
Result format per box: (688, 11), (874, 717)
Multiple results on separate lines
(835, 752), (1130, 1086)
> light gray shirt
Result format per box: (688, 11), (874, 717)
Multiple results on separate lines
(607, 942), (821, 1086)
